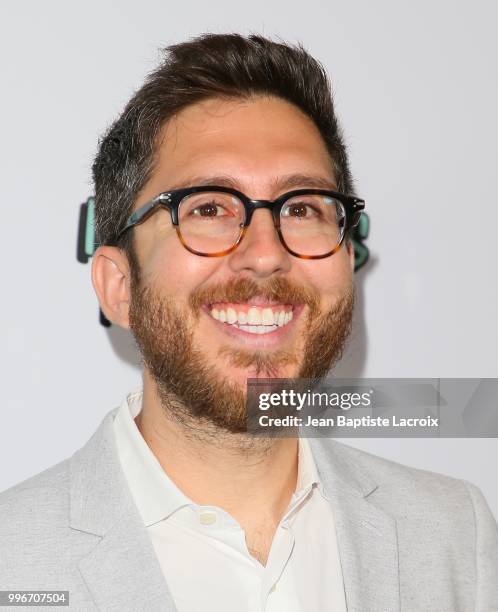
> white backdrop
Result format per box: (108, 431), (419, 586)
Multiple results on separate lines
(1, 0), (497, 516)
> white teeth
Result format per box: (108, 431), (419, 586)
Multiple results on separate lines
(238, 311), (247, 324)
(238, 324), (279, 334)
(209, 305), (294, 330)
(247, 307), (262, 325)
(226, 307), (237, 324)
(262, 308), (274, 325)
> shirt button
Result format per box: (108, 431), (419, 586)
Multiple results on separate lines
(199, 511), (217, 525)
(270, 584), (277, 593)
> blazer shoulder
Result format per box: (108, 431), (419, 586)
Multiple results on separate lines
(0, 457), (71, 529)
(327, 440), (489, 520)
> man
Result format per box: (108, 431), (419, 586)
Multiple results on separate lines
(1, 33), (497, 612)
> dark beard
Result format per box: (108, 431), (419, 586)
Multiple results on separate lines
(128, 275), (354, 434)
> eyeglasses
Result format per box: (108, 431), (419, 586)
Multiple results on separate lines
(115, 186), (365, 259)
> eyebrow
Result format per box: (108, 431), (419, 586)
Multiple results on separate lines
(167, 173), (338, 193)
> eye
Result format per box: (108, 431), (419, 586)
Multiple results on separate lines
(180, 192), (245, 228)
(281, 201), (322, 218)
(190, 202), (230, 217)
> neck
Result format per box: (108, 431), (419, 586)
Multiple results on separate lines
(135, 369), (299, 526)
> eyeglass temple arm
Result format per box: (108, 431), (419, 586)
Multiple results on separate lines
(116, 196), (165, 240)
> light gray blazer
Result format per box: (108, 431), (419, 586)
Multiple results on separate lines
(1, 407), (497, 612)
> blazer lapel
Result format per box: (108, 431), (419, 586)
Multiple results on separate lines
(69, 409), (177, 612)
(309, 437), (400, 612)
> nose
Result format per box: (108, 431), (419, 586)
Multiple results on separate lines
(228, 208), (292, 278)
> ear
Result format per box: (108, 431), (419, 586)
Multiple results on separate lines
(91, 246), (132, 329)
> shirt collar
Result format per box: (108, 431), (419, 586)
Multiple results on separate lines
(113, 389), (325, 527)
(113, 389), (192, 527)
(296, 427), (321, 494)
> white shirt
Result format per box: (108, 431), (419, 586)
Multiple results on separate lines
(113, 390), (347, 612)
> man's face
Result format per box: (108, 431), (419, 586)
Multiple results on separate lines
(127, 95), (354, 432)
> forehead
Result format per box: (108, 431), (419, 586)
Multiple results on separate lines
(140, 95), (336, 201)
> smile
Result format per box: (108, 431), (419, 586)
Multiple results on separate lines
(205, 301), (299, 336)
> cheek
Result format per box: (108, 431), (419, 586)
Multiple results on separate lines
(300, 248), (353, 304)
(142, 235), (223, 300)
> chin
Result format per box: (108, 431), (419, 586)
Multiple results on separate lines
(241, 365), (299, 383)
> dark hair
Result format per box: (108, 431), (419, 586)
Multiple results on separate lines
(92, 33), (355, 269)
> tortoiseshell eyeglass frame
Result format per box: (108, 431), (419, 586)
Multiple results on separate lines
(113, 185), (365, 260)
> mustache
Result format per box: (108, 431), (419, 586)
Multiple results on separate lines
(189, 276), (320, 314)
